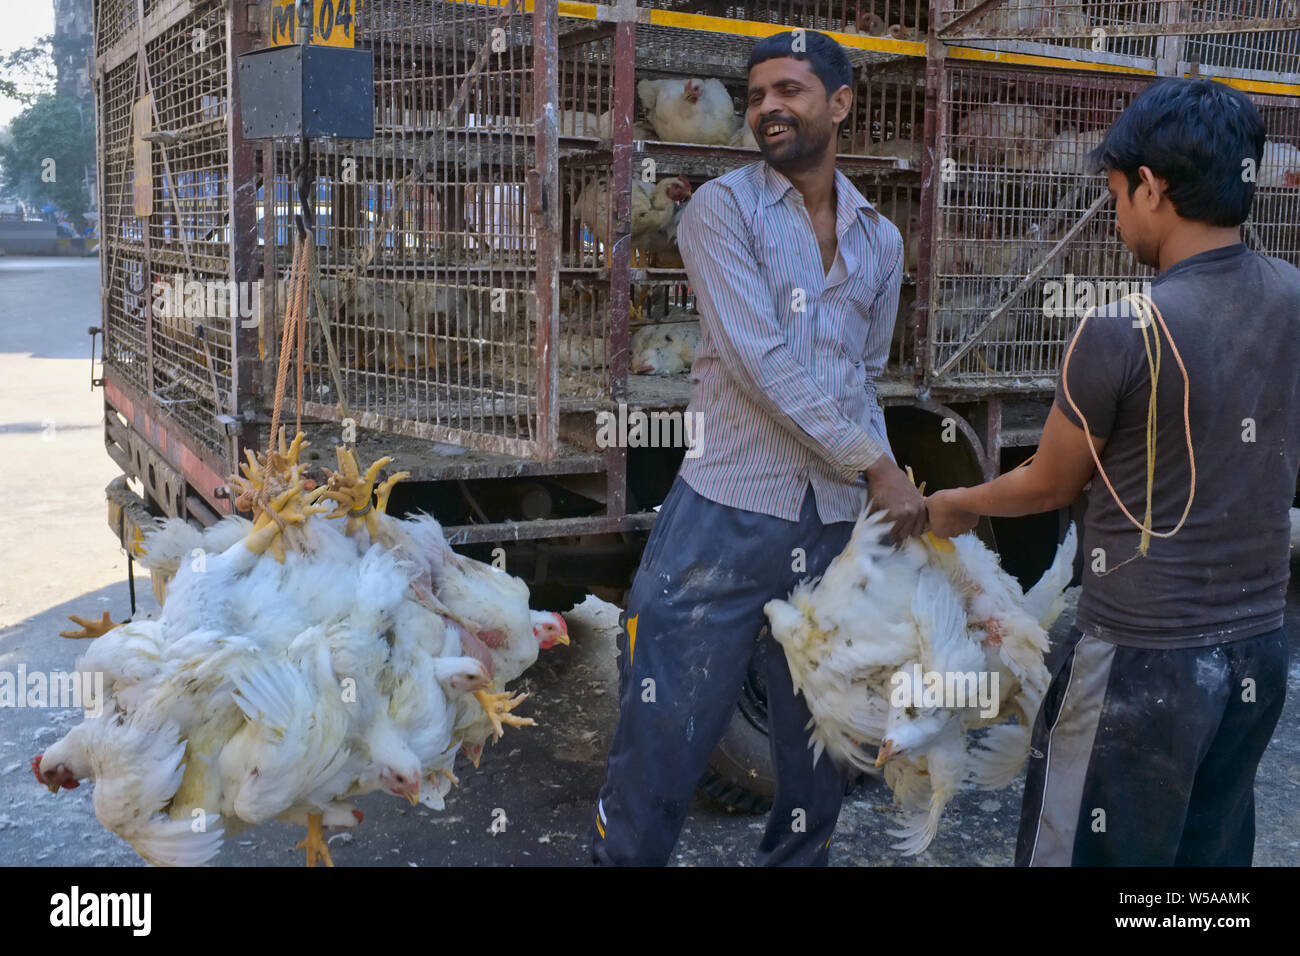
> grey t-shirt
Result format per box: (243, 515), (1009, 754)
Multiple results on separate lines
(1054, 242), (1300, 648)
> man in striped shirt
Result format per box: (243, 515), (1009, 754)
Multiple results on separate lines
(590, 30), (925, 866)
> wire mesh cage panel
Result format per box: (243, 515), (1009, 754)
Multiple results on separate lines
(936, 2), (1300, 84)
(259, 0), (561, 458)
(95, 0), (138, 60)
(930, 60), (1300, 390)
(937, 0), (1299, 37)
(97, 0), (236, 456)
(100, 56), (145, 385)
(1243, 97), (1300, 262)
(853, 58), (926, 375)
(931, 64), (1155, 388)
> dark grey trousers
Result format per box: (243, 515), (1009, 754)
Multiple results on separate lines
(1016, 623), (1289, 866)
(590, 475), (856, 866)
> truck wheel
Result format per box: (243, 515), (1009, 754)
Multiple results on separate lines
(699, 634), (775, 813)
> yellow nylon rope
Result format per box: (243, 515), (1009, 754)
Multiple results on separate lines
(1057, 291), (1197, 569)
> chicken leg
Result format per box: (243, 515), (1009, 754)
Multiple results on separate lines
(629, 284), (652, 324)
(59, 611), (121, 640)
(296, 812), (334, 867)
(907, 466), (957, 554)
(473, 687), (537, 741)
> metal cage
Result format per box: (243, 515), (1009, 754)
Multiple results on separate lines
(926, 59), (1300, 390)
(935, 1), (1300, 83)
(94, 0), (1300, 522)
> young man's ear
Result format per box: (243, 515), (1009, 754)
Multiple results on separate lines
(830, 84), (853, 125)
(1137, 165), (1168, 210)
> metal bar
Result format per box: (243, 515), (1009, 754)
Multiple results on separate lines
(299, 400), (547, 458)
(935, 0), (1015, 38)
(917, 33), (945, 382)
(947, 17), (1300, 40)
(933, 190), (1110, 380)
(228, 0), (260, 477)
(609, 9), (634, 405)
(134, 0), (155, 398)
(443, 511), (658, 546)
(984, 395), (1002, 481)
(534, 0), (561, 459)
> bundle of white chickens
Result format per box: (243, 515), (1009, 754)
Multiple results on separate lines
(765, 504), (1077, 856)
(33, 430), (568, 867)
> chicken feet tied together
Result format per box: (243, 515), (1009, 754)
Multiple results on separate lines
(473, 687), (537, 742)
(320, 446), (410, 539)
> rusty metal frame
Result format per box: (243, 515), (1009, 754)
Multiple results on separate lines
(228, 0), (261, 472)
(534, 0), (562, 460)
(915, 29), (946, 385)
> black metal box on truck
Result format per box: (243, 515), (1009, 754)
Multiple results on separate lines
(236, 43), (373, 140)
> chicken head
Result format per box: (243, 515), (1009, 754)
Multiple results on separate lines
(665, 175), (692, 204)
(532, 611), (570, 650)
(32, 754), (80, 793)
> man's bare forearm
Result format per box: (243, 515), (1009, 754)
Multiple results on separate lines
(949, 464), (1071, 518)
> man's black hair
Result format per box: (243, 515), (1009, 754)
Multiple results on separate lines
(1088, 77), (1265, 227)
(746, 30), (853, 98)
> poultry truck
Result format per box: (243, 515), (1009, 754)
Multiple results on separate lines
(93, 0), (1300, 811)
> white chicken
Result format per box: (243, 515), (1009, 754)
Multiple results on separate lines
(370, 510), (570, 766)
(134, 514), (253, 605)
(630, 316), (700, 375)
(1034, 127), (1106, 175)
(637, 202), (688, 267)
(557, 109), (654, 142)
(729, 123), (758, 149)
(1259, 139), (1300, 189)
(575, 175), (693, 255)
(637, 77), (740, 145)
(34, 436), (568, 866)
(954, 102), (1052, 169)
(844, 12), (916, 40)
(765, 505), (1077, 855)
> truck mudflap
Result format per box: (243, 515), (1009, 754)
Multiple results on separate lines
(106, 475), (154, 558)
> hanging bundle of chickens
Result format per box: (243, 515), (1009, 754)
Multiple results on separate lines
(765, 506), (1076, 855)
(32, 431), (568, 866)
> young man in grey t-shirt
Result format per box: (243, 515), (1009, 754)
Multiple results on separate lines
(927, 78), (1299, 865)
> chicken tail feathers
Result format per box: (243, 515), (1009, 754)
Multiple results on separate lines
(968, 722), (1032, 789)
(888, 795), (947, 856)
(1023, 523), (1078, 629)
(131, 813), (225, 867)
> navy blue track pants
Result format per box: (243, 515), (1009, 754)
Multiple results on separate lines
(590, 476), (856, 866)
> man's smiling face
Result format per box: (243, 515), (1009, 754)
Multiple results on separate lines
(745, 56), (850, 174)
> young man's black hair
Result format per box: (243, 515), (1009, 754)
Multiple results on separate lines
(1088, 77), (1266, 227)
(746, 29), (853, 98)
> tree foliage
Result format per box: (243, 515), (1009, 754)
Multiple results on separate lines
(0, 94), (94, 228)
(0, 35), (56, 105)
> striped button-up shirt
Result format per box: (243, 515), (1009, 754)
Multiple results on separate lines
(675, 161), (903, 523)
